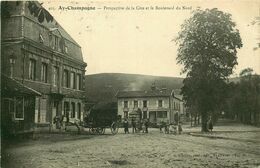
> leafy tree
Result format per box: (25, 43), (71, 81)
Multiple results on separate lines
(239, 68), (253, 77)
(236, 69), (260, 125)
(175, 8), (242, 132)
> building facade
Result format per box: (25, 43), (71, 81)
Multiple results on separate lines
(1, 1), (87, 133)
(116, 87), (183, 124)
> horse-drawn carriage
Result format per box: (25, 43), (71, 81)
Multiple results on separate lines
(83, 115), (120, 135)
(83, 102), (120, 135)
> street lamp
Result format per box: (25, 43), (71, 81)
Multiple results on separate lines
(9, 52), (17, 78)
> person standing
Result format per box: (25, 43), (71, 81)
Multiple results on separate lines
(208, 118), (213, 133)
(65, 111), (70, 131)
(159, 121), (163, 133)
(178, 122), (183, 134)
(144, 119), (149, 133)
(131, 118), (136, 133)
(123, 118), (129, 134)
(53, 115), (61, 129)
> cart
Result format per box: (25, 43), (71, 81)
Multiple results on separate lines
(83, 115), (120, 135)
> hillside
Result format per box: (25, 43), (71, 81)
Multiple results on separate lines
(84, 73), (242, 103)
(85, 73), (184, 102)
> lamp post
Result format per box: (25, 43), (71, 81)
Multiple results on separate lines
(9, 52), (17, 78)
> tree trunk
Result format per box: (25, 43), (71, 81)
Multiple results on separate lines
(201, 111), (208, 132)
(190, 114), (193, 127)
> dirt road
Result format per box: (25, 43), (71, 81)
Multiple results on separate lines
(2, 125), (260, 168)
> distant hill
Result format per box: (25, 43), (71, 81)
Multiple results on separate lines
(85, 73), (184, 102)
(84, 73), (242, 103)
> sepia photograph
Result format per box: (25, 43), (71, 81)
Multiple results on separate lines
(1, 0), (260, 167)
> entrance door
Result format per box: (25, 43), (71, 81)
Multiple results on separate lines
(52, 101), (59, 124)
(149, 111), (156, 123)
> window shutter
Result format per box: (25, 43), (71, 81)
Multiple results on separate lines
(147, 100), (149, 107)
(121, 101), (124, 107)
(156, 100), (158, 107)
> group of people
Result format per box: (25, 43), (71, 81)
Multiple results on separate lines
(159, 121), (183, 134)
(122, 118), (183, 134)
(123, 118), (149, 134)
(53, 113), (81, 133)
(53, 114), (68, 130)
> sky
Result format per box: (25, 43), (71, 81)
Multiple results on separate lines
(43, 0), (260, 77)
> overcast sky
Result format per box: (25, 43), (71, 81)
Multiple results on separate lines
(43, 0), (260, 77)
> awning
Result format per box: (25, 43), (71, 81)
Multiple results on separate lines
(1, 74), (41, 96)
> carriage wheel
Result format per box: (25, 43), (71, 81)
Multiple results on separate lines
(111, 122), (119, 135)
(96, 127), (105, 135)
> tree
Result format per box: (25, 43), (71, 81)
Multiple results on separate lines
(236, 69), (260, 125)
(175, 8), (242, 132)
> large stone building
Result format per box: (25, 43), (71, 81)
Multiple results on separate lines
(1, 1), (87, 134)
(116, 86), (184, 124)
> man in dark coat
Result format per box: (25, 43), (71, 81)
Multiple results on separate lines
(144, 119), (149, 133)
(208, 118), (213, 132)
(131, 118), (137, 133)
(123, 118), (129, 134)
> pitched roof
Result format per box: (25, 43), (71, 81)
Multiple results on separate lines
(174, 95), (183, 101)
(25, 2), (83, 61)
(30, 1), (80, 46)
(1, 75), (41, 96)
(116, 89), (173, 98)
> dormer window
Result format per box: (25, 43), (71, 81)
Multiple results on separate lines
(54, 36), (59, 50)
(65, 46), (68, 53)
(39, 34), (44, 43)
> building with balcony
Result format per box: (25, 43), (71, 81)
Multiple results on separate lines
(1, 1), (87, 134)
(116, 86), (183, 124)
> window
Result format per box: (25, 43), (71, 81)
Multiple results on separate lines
(53, 66), (59, 86)
(64, 102), (70, 115)
(15, 97), (24, 120)
(65, 46), (68, 53)
(124, 101), (128, 108)
(54, 36), (59, 50)
(2, 98), (24, 121)
(143, 100), (147, 108)
(134, 100), (138, 108)
(41, 63), (48, 83)
(29, 59), (36, 80)
(39, 98), (47, 123)
(77, 103), (81, 119)
(158, 100), (163, 107)
(70, 72), (76, 89)
(76, 74), (81, 90)
(157, 111), (167, 118)
(71, 102), (75, 118)
(63, 70), (69, 88)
